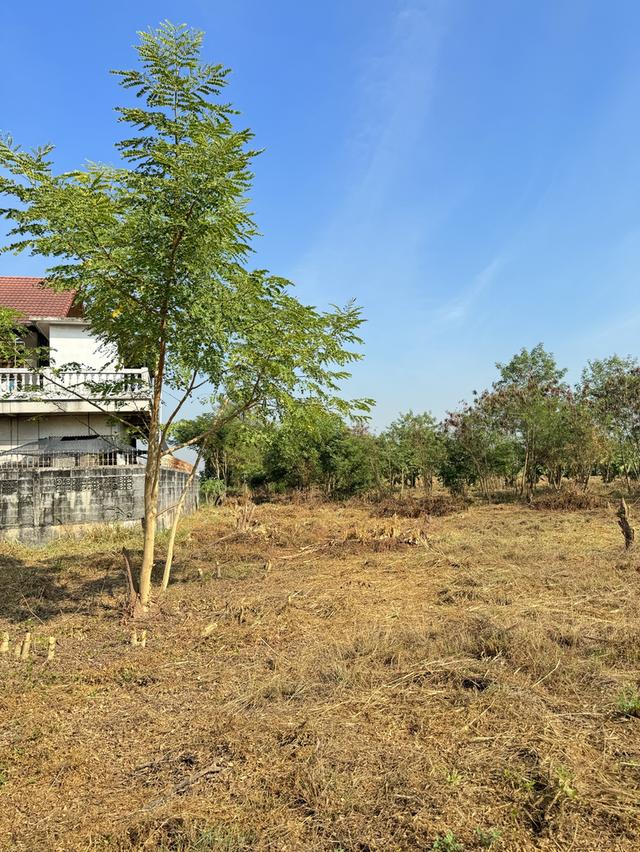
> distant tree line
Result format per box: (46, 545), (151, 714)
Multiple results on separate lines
(174, 345), (640, 500)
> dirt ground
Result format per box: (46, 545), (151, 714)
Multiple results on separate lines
(1, 496), (639, 850)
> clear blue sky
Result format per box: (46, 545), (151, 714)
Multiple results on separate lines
(2, 1), (639, 428)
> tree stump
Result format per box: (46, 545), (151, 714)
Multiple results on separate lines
(617, 498), (635, 549)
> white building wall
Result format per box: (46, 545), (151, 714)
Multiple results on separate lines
(0, 414), (125, 453)
(48, 323), (117, 369)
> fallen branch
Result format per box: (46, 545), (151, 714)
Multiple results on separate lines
(174, 762), (223, 794)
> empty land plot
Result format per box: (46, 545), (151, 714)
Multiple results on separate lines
(1, 499), (639, 850)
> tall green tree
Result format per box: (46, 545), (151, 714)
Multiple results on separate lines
(382, 411), (443, 494)
(0, 23), (369, 608)
(580, 356), (640, 488)
(490, 344), (568, 496)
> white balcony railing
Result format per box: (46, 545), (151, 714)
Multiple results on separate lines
(0, 368), (151, 401)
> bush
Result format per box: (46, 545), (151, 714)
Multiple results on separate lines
(617, 687), (640, 717)
(431, 832), (464, 851)
(529, 489), (605, 511)
(372, 494), (469, 518)
(200, 478), (226, 504)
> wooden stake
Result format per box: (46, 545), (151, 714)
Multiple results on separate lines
(617, 498), (635, 549)
(122, 547), (142, 618)
(47, 637), (56, 661)
(20, 632), (31, 661)
(0, 632), (8, 654)
(130, 628), (139, 646)
(139, 629), (147, 649)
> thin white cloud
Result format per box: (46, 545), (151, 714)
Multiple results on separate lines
(434, 256), (505, 325)
(291, 0), (447, 295)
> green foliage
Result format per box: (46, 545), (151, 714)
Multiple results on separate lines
(440, 401), (522, 497)
(617, 686), (640, 717)
(580, 356), (640, 486)
(438, 345), (609, 498)
(200, 478), (226, 504)
(475, 827), (502, 848)
(264, 404), (375, 496)
(0, 21), (369, 419)
(381, 411), (443, 493)
(172, 414), (272, 488)
(174, 403), (376, 497)
(0, 22), (371, 598)
(430, 831), (464, 851)
(0, 306), (48, 368)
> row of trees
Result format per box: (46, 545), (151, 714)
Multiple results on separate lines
(175, 345), (640, 500)
(2, 22), (638, 609)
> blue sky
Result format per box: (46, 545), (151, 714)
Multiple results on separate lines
(2, 1), (640, 428)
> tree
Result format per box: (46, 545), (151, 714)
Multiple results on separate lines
(0, 23), (370, 609)
(171, 413), (272, 489)
(490, 344), (568, 497)
(440, 400), (521, 497)
(580, 356), (640, 489)
(263, 404), (374, 497)
(382, 411), (443, 494)
(0, 306), (45, 368)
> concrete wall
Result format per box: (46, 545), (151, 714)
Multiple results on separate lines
(48, 322), (116, 369)
(0, 465), (198, 544)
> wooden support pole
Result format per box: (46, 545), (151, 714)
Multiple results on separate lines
(0, 632), (8, 654)
(47, 637), (56, 661)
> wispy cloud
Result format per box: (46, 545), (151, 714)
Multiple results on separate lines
(434, 256), (505, 325)
(291, 1), (448, 298)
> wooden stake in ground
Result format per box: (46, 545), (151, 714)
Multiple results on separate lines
(122, 548), (143, 618)
(617, 498), (635, 549)
(161, 442), (206, 593)
(20, 632), (31, 661)
(0, 632), (8, 654)
(47, 637), (56, 661)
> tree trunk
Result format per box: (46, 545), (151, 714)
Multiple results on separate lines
(161, 445), (203, 591)
(617, 498), (635, 549)
(139, 450), (160, 609)
(138, 336), (166, 610)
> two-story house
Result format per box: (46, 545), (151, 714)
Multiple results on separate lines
(0, 277), (150, 460)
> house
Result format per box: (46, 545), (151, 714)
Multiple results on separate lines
(0, 277), (150, 459)
(0, 277), (197, 542)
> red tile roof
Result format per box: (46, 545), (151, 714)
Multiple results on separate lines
(0, 277), (81, 319)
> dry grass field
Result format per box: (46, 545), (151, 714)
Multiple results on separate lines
(1, 494), (640, 850)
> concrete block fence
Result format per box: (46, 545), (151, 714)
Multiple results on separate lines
(0, 465), (198, 544)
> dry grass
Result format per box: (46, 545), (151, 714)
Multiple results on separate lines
(1, 495), (640, 850)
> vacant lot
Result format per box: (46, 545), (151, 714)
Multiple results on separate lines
(1, 496), (639, 850)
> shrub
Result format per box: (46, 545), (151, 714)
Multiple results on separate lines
(530, 489), (605, 511)
(475, 827), (502, 848)
(431, 831), (464, 851)
(617, 686), (640, 717)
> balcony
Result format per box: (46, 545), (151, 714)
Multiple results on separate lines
(0, 368), (151, 415)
